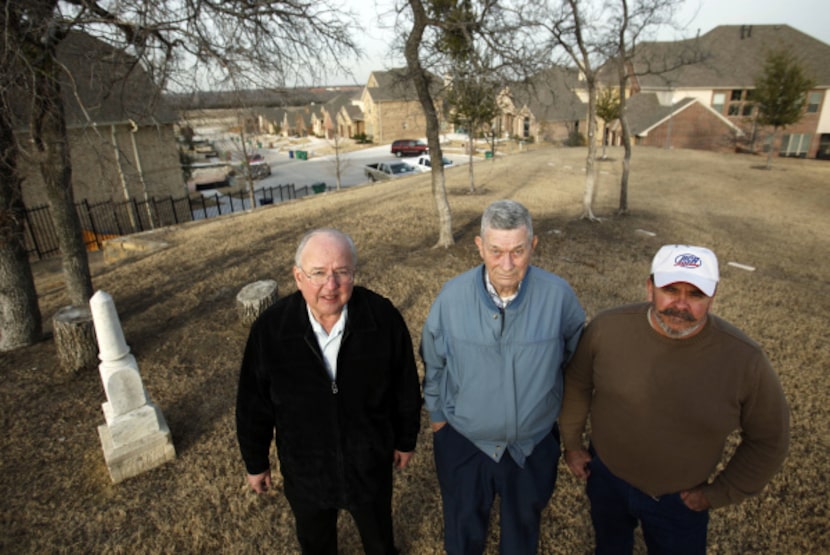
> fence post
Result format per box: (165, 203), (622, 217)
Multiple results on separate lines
(131, 198), (143, 231)
(82, 199), (103, 251)
(168, 196), (178, 224)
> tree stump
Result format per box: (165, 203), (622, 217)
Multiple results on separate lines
(52, 305), (98, 373)
(236, 280), (278, 327)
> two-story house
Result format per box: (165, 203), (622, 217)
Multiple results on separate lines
(625, 24), (830, 159)
(11, 31), (184, 206)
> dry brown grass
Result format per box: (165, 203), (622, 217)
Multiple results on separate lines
(2, 145), (828, 554)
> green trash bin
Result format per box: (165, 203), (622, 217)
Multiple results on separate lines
(485, 150), (494, 159)
(312, 182), (326, 194)
(297, 150), (308, 160)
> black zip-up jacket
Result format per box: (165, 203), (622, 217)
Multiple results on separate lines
(236, 286), (421, 508)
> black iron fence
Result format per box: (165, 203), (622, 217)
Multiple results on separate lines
(23, 182), (328, 261)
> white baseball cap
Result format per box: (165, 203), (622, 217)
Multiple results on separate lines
(651, 245), (719, 297)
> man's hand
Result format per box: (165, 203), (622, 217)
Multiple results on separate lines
(393, 450), (414, 469)
(680, 488), (711, 511)
(564, 449), (592, 480)
(246, 470), (272, 494)
(431, 421), (447, 432)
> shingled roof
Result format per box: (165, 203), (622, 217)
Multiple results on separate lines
(365, 68), (441, 102)
(624, 93), (740, 136)
(507, 66), (586, 122)
(632, 25), (830, 90)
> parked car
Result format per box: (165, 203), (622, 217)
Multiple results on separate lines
(364, 162), (416, 182)
(390, 139), (428, 157)
(413, 155), (454, 171)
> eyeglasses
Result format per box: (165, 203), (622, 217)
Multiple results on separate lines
(299, 267), (355, 286)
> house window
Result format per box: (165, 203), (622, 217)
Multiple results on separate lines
(523, 117), (530, 138)
(728, 104), (740, 116)
(807, 92), (822, 113)
(712, 93), (726, 114)
(742, 104), (754, 116)
(779, 133), (812, 158)
(730, 90), (743, 101)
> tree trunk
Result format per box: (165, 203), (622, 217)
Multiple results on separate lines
(29, 28), (93, 306)
(52, 305), (98, 372)
(236, 280), (278, 327)
(467, 130), (476, 193)
(406, 0), (453, 247)
(0, 107), (42, 351)
(766, 128), (778, 170)
(618, 82), (632, 215)
(581, 82), (600, 221)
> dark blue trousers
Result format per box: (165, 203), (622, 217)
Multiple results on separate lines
(587, 451), (709, 555)
(433, 424), (559, 555)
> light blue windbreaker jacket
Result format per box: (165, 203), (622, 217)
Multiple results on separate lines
(421, 264), (585, 466)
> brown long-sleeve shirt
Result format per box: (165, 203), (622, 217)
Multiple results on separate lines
(559, 303), (790, 509)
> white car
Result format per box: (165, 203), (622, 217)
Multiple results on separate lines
(413, 155), (454, 172)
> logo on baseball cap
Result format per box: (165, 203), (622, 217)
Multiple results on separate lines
(651, 245), (719, 296)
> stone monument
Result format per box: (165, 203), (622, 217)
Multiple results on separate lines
(90, 290), (175, 483)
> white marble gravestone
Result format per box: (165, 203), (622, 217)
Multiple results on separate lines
(90, 290), (176, 483)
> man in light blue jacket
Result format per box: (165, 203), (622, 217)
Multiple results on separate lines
(421, 200), (585, 555)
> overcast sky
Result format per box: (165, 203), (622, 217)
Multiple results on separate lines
(333, 0), (829, 85)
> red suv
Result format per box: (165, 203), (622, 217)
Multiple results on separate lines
(391, 139), (428, 157)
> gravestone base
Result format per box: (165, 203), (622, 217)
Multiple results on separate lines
(98, 404), (176, 484)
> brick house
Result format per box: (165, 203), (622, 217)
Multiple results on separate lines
(622, 95), (743, 152)
(319, 91), (364, 139)
(360, 68), (443, 144)
(496, 66), (587, 144)
(11, 32), (183, 206)
(628, 25), (830, 159)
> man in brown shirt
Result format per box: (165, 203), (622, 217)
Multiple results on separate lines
(559, 244), (789, 555)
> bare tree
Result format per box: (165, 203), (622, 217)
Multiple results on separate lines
(0, 0), (358, 348)
(404, 0), (454, 247)
(539, 0), (606, 221)
(0, 103), (42, 350)
(606, 0), (682, 215)
(396, 0), (542, 245)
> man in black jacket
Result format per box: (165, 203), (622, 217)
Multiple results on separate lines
(236, 228), (421, 555)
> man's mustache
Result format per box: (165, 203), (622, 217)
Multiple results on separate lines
(659, 308), (695, 322)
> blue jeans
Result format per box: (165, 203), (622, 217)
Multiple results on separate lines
(587, 451), (709, 555)
(433, 424), (560, 555)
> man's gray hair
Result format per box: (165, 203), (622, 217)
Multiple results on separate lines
(480, 200), (533, 241)
(294, 228), (358, 268)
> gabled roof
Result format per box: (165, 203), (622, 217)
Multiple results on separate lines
(259, 107), (287, 125)
(507, 66), (586, 122)
(324, 91), (361, 118)
(9, 31), (177, 129)
(633, 25), (830, 90)
(365, 68), (441, 102)
(625, 93), (742, 136)
(343, 105), (364, 122)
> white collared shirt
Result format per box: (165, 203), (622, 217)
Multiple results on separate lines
(307, 304), (348, 380)
(484, 270), (519, 309)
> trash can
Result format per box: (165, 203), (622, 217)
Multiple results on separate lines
(485, 151), (494, 159)
(288, 150), (294, 159)
(297, 150), (307, 160)
(257, 141), (262, 149)
(312, 182), (327, 194)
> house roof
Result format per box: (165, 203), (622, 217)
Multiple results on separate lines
(8, 31), (177, 129)
(507, 67), (586, 122)
(625, 93), (742, 136)
(632, 25), (830, 90)
(365, 68), (441, 102)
